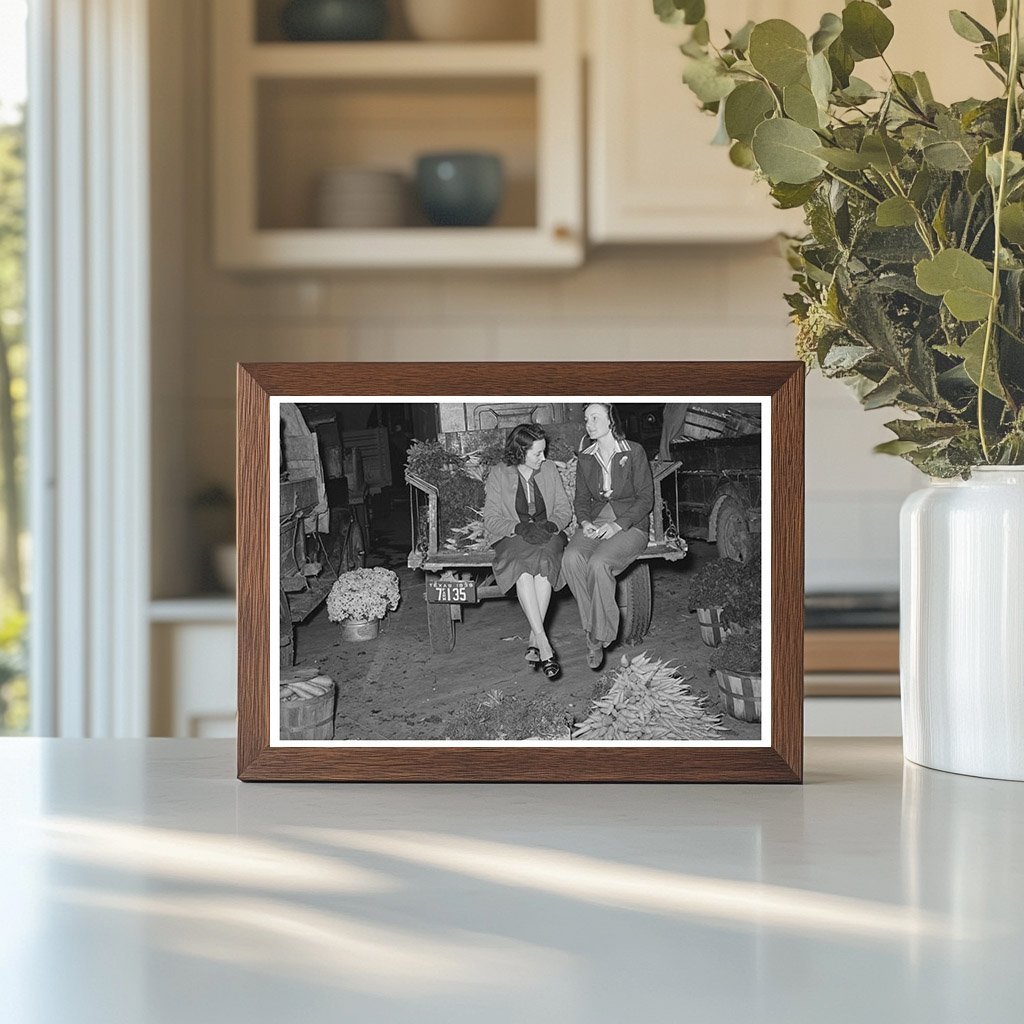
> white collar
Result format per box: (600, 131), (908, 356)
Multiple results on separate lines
(581, 437), (630, 457)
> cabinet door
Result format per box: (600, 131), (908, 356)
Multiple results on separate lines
(587, 0), (806, 242)
(588, 0), (1000, 244)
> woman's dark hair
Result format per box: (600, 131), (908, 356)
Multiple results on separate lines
(504, 423), (549, 465)
(585, 402), (626, 441)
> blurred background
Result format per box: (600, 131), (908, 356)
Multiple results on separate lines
(0, 0), (998, 738)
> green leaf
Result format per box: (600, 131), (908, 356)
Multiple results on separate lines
(751, 118), (828, 184)
(813, 146), (872, 170)
(810, 13), (843, 54)
(993, 0), (1008, 24)
(967, 144), (991, 194)
(986, 150), (1024, 191)
(912, 71), (935, 104)
(860, 133), (904, 173)
(874, 439), (922, 455)
(922, 140), (973, 171)
(842, 1), (894, 59)
(884, 418), (963, 443)
(723, 81), (775, 145)
(808, 51), (833, 110)
(784, 80), (824, 129)
(1000, 203), (1024, 245)
(770, 180), (820, 209)
(862, 374), (903, 409)
(948, 10), (994, 44)
(915, 250), (994, 322)
(940, 325), (1006, 398)
(876, 197), (918, 228)
(841, 76), (878, 103)
(692, 19), (710, 45)
(827, 36), (855, 89)
(682, 57), (736, 104)
(909, 164), (933, 205)
(724, 20), (755, 53)
(748, 20), (809, 87)
(729, 140), (757, 169)
(932, 190), (950, 247)
(653, 0), (705, 26)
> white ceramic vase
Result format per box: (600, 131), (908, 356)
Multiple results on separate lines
(900, 467), (1024, 781)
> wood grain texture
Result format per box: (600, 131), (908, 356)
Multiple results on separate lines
(236, 361), (805, 783)
(804, 629), (899, 674)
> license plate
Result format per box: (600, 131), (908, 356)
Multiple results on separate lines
(427, 579), (477, 604)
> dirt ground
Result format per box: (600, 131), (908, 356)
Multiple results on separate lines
(290, 501), (760, 741)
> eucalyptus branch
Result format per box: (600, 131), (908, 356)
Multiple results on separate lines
(978, 0), (1021, 461)
(822, 167), (881, 205)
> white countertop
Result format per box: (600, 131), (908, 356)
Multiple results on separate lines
(1, 738), (1020, 1023)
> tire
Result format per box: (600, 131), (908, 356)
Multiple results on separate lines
(425, 572), (455, 654)
(617, 562), (652, 644)
(343, 521), (366, 572)
(715, 495), (754, 562)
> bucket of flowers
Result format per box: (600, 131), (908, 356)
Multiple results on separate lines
(326, 567), (401, 641)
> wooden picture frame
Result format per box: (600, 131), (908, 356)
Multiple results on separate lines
(237, 362), (804, 782)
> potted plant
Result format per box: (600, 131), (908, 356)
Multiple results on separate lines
(708, 628), (762, 723)
(326, 567), (401, 641)
(661, 0), (1024, 780)
(687, 556), (760, 645)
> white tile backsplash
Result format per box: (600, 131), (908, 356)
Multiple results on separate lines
(182, 250), (917, 592)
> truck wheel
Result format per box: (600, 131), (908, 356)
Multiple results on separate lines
(618, 563), (653, 644)
(716, 495), (754, 562)
(425, 573), (455, 654)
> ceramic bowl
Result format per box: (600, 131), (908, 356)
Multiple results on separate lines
(403, 0), (534, 42)
(281, 0), (388, 42)
(414, 152), (504, 227)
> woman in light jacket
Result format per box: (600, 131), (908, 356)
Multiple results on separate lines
(483, 423), (572, 679)
(562, 402), (653, 670)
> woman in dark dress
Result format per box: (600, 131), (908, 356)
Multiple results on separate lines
(483, 423), (572, 679)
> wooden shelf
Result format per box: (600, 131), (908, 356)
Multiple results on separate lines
(212, 0), (583, 269)
(805, 629), (900, 675)
(217, 227), (580, 270)
(249, 42), (544, 78)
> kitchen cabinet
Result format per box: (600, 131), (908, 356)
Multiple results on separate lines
(211, 0), (583, 269)
(587, 0), (810, 243)
(586, 0), (998, 244)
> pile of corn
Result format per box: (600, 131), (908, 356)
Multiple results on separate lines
(572, 653), (725, 741)
(280, 667), (334, 702)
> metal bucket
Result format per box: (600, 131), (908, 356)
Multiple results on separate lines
(340, 617), (380, 642)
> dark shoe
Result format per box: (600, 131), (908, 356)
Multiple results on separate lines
(541, 655), (561, 680)
(525, 645), (541, 666)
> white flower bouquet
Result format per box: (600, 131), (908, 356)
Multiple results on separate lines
(326, 567), (401, 623)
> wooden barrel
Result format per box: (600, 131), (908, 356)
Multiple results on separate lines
(696, 606), (726, 647)
(715, 669), (761, 723)
(280, 675), (336, 740)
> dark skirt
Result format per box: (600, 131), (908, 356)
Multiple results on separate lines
(492, 531), (567, 594)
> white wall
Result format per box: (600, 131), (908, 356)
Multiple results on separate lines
(155, 0), (920, 599)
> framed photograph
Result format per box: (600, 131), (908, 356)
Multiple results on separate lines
(237, 362), (803, 782)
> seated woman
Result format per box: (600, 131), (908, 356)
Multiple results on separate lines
(483, 423), (572, 679)
(562, 402), (654, 670)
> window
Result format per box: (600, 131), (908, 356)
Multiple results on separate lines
(0, 0), (28, 734)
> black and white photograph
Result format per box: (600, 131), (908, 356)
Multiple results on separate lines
(271, 397), (769, 745)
